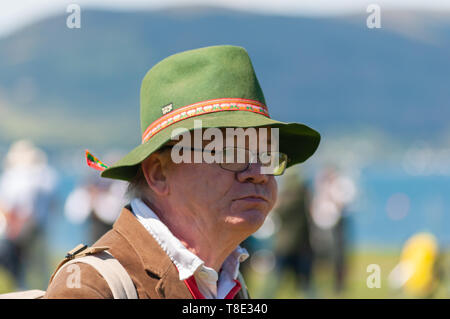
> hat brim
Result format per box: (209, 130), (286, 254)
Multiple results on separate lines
(101, 111), (320, 181)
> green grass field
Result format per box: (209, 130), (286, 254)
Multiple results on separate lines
(244, 249), (450, 299)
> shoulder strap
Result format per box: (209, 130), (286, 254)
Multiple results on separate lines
(0, 289), (46, 299)
(49, 244), (110, 282)
(52, 247), (138, 299)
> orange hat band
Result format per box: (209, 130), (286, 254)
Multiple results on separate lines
(141, 98), (270, 144)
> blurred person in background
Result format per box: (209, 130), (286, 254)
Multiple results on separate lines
(271, 170), (315, 297)
(309, 166), (356, 294)
(388, 232), (444, 298)
(0, 140), (58, 289)
(64, 174), (128, 245)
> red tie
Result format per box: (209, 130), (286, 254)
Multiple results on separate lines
(183, 276), (242, 299)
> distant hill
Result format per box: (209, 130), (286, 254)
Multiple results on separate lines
(0, 7), (449, 149)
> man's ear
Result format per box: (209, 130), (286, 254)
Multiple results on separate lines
(141, 153), (170, 197)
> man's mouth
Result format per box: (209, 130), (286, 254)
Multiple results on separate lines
(234, 195), (268, 202)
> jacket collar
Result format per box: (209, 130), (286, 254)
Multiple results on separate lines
(112, 207), (193, 298)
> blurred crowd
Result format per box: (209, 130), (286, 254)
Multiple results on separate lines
(240, 165), (357, 297)
(0, 140), (447, 297)
(240, 167), (447, 298)
(0, 140), (127, 291)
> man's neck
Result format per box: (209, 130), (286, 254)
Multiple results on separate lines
(142, 198), (243, 272)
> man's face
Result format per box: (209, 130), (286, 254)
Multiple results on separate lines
(163, 127), (278, 235)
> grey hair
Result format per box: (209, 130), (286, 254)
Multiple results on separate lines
(126, 165), (151, 201)
(125, 145), (172, 201)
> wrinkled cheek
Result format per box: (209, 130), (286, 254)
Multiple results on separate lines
(205, 168), (234, 196)
(187, 167), (230, 208)
(170, 166), (197, 200)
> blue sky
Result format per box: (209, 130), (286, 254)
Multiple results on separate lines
(1, 0), (449, 37)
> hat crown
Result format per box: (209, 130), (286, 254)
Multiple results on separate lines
(139, 45), (266, 135)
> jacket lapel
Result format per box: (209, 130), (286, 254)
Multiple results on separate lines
(155, 262), (195, 299)
(112, 207), (193, 299)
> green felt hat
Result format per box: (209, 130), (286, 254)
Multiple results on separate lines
(96, 45), (321, 181)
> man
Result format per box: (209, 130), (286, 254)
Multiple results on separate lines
(45, 45), (320, 299)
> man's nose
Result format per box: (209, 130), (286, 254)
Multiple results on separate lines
(236, 162), (269, 184)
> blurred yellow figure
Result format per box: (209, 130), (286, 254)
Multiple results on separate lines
(389, 232), (439, 297)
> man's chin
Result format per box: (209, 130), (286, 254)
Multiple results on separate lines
(224, 209), (268, 232)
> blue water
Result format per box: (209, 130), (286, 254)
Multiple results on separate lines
(346, 166), (450, 249)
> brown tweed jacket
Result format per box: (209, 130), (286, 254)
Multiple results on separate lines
(44, 206), (248, 299)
